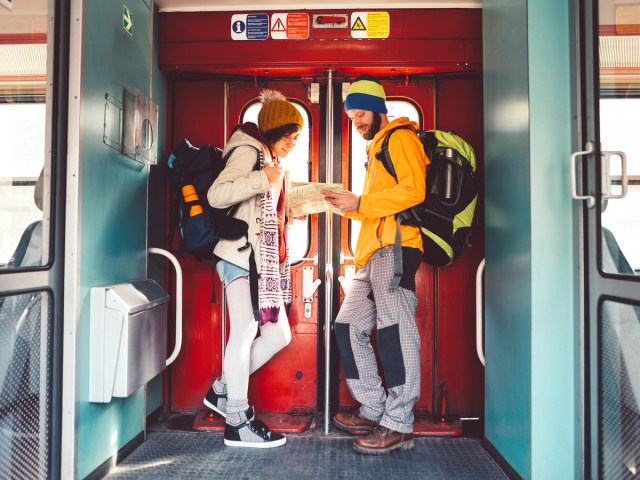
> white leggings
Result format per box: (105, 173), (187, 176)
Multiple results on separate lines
(221, 276), (291, 407)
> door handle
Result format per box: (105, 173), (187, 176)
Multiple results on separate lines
(602, 150), (628, 201)
(570, 141), (595, 208)
(338, 264), (356, 296)
(302, 265), (321, 301)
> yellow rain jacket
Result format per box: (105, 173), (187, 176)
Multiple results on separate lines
(346, 117), (429, 268)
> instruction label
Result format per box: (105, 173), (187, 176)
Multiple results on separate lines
(350, 12), (390, 39)
(231, 13), (269, 40)
(271, 13), (309, 39)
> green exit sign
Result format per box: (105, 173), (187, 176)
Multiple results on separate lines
(123, 5), (133, 36)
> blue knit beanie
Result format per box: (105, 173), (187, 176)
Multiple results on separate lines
(344, 75), (387, 114)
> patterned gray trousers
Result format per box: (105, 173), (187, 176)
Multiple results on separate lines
(335, 246), (420, 433)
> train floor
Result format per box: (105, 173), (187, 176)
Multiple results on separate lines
(104, 412), (510, 480)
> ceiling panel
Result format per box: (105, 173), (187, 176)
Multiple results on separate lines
(155, 0), (482, 12)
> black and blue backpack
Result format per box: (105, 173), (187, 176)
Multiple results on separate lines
(375, 127), (479, 270)
(167, 139), (261, 309)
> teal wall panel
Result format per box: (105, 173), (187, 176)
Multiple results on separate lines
(75, 1), (166, 478)
(528, 1), (579, 478)
(483, 0), (579, 478)
(483, 0), (532, 477)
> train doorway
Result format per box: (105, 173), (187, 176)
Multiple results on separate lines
(164, 71), (484, 436)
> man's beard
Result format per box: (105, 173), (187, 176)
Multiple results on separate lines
(361, 113), (382, 141)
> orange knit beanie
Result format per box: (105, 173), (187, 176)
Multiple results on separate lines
(257, 90), (304, 134)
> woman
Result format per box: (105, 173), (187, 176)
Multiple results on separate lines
(204, 90), (303, 448)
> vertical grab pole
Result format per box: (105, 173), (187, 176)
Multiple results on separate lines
(221, 81), (230, 367)
(323, 70), (334, 435)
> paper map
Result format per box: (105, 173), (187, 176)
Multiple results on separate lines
(289, 182), (346, 217)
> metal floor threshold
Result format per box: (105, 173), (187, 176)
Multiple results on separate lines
(105, 417), (509, 480)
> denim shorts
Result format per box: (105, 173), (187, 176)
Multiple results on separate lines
(216, 259), (250, 287)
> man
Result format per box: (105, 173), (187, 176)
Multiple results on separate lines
(322, 75), (428, 455)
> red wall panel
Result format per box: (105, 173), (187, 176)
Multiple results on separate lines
(158, 9), (482, 76)
(435, 77), (485, 417)
(167, 80), (226, 409)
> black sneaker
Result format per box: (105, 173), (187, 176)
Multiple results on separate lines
(224, 408), (286, 449)
(203, 385), (227, 417)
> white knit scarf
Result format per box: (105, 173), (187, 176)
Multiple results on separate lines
(258, 161), (292, 325)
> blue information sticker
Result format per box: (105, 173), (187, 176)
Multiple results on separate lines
(246, 13), (269, 40)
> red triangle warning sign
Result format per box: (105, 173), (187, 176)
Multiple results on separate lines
(272, 18), (286, 32)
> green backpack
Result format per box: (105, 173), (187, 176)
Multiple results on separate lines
(375, 127), (478, 280)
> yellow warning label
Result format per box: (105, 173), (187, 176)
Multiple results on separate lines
(365, 12), (389, 38)
(351, 16), (366, 31)
(350, 11), (389, 39)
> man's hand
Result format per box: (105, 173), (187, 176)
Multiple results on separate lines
(321, 189), (359, 213)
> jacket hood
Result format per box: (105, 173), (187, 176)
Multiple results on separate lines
(376, 117), (418, 140)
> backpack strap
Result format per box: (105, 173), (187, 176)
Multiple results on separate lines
(375, 126), (425, 289)
(246, 146), (262, 322)
(237, 241), (260, 322)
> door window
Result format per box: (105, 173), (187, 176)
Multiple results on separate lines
(0, 96), (47, 268)
(600, 98), (640, 274)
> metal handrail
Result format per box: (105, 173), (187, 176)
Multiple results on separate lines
(149, 247), (183, 366)
(475, 258), (485, 366)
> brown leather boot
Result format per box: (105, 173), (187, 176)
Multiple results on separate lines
(353, 426), (414, 454)
(333, 410), (379, 434)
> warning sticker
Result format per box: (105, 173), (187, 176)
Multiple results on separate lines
(231, 13), (269, 40)
(271, 13), (309, 39)
(350, 12), (390, 39)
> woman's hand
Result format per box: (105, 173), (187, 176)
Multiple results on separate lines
(264, 162), (284, 185)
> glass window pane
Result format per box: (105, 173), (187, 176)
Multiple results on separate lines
(0, 291), (52, 479)
(0, 0), (50, 269)
(599, 299), (640, 479)
(349, 100), (421, 254)
(243, 101), (311, 262)
(600, 99), (640, 274)
(598, 0), (640, 277)
(0, 103), (46, 268)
